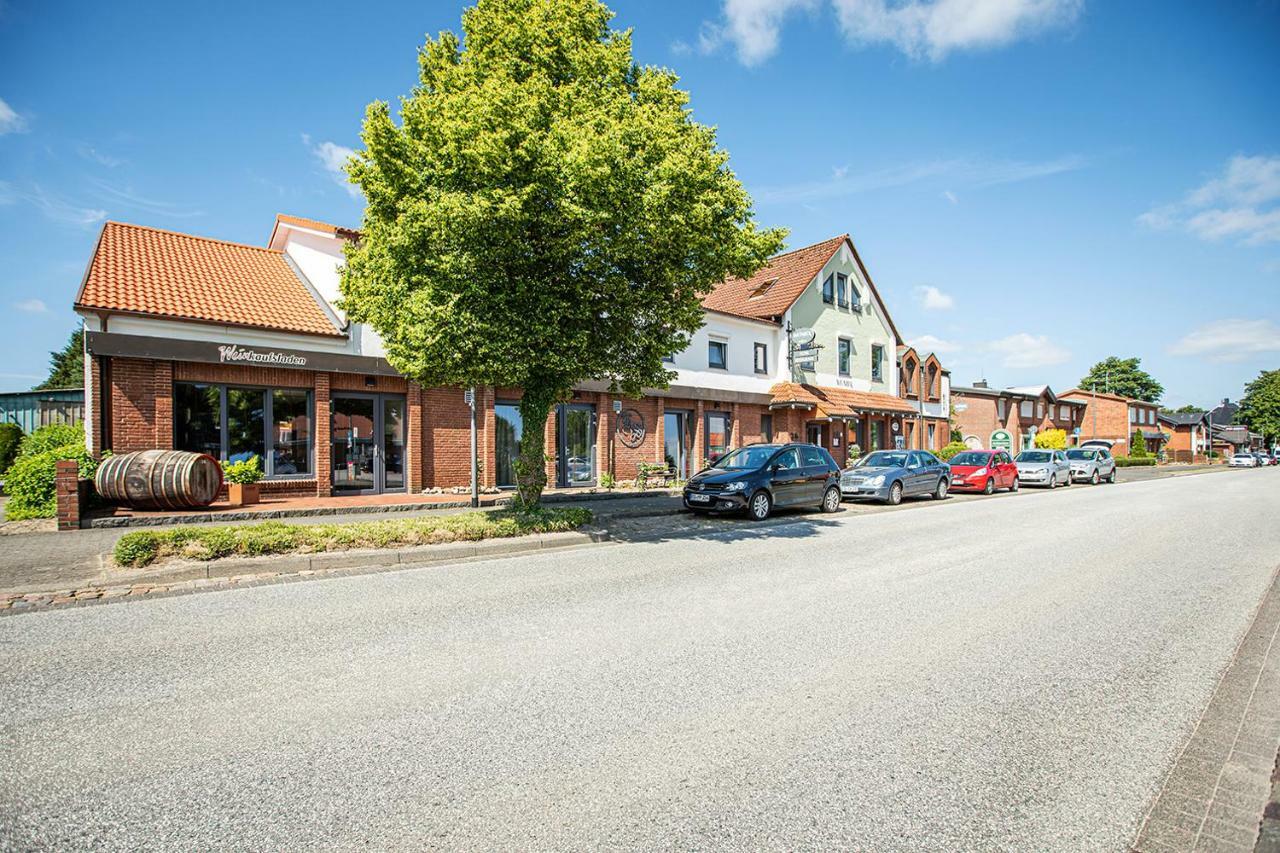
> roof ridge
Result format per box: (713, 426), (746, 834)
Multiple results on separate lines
(105, 220), (284, 255)
(765, 233), (848, 262)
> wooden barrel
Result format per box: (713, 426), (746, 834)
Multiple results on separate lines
(94, 450), (224, 510)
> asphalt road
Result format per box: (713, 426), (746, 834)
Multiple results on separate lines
(2, 469), (1277, 851)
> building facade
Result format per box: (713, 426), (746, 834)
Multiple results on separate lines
(1060, 388), (1166, 456)
(1157, 410), (1211, 462)
(74, 216), (948, 498)
(951, 382), (1085, 451)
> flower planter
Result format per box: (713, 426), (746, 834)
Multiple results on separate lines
(227, 483), (260, 507)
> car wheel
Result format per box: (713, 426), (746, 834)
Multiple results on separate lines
(886, 481), (903, 505)
(934, 478), (949, 500)
(983, 478), (995, 495)
(1090, 470), (1100, 485)
(1107, 468), (1116, 483)
(820, 485), (841, 513)
(1049, 474), (1057, 489)
(748, 490), (772, 521)
(1010, 477), (1020, 493)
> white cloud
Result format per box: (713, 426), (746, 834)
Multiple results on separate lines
(833, 0), (1083, 61)
(697, 0), (1080, 65)
(5, 183), (106, 227)
(1167, 319), (1280, 363)
(983, 332), (1070, 368)
(303, 133), (360, 198)
(1139, 154), (1280, 246)
(14, 298), (48, 313)
(832, 164), (849, 180)
(908, 333), (960, 354)
(942, 189), (958, 205)
(87, 178), (202, 218)
(0, 97), (28, 134)
(77, 145), (125, 168)
(914, 284), (954, 310)
(757, 154), (1086, 205)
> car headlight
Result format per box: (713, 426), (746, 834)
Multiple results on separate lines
(973, 467), (988, 477)
(723, 481), (747, 492)
(868, 475), (886, 486)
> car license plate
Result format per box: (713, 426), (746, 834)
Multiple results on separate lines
(688, 493), (711, 503)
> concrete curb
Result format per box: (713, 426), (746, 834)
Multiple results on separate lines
(0, 528), (611, 616)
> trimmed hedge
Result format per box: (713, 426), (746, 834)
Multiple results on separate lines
(1113, 456), (1157, 467)
(0, 422), (22, 476)
(113, 506), (594, 568)
(3, 423), (98, 520)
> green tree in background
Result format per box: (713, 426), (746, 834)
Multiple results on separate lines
(1079, 356), (1163, 403)
(1161, 404), (1203, 414)
(1236, 369), (1280, 443)
(36, 329), (84, 390)
(339, 0), (784, 505)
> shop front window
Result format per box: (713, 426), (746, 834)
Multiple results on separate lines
(174, 382), (311, 478)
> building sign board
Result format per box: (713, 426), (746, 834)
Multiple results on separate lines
(990, 429), (1013, 451)
(86, 332), (401, 376)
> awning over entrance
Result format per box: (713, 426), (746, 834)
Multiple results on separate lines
(768, 382), (916, 420)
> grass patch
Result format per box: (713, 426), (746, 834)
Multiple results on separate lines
(113, 506), (594, 568)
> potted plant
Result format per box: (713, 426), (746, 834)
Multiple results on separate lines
(222, 455), (263, 507)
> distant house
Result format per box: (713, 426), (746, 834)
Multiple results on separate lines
(1157, 410), (1210, 462)
(951, 381), (1085, 451)
(0, 388), (85, 435)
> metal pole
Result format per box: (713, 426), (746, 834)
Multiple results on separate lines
(469, 387), (478, 508)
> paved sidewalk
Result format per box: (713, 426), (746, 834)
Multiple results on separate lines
(1133, 565), (1280, 852)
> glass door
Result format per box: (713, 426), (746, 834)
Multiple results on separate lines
(332, 396), (377, 494)
(495, 402), (522, 489)
(332, 394), (407, 494)
(557, 404), (596, 487)
(663, 410), (692, 480)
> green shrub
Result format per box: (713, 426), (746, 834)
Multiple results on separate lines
(221, 455), (263, 484)
(1114, 456), (1157, 467)
(112, 506), (594, 567)
(4, 443), (98, 520)
(17, 423), (83, 459)
(0, 422), (22, 475)
(1129, 433), (1149, 459)
(938, 441), (969, 461)
(1034, 428), (1068, 450)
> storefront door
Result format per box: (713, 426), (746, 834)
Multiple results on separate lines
(495, 401), (522, 489)
(663, 410), (693, 480)
(556, 403), (597, 488)
(332, 393), (407, 495)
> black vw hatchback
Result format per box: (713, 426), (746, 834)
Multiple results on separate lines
(682, 442), (843, 521)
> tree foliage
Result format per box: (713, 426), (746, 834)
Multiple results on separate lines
(36, 329), (84, 390)
(340, 0), (784, 504)
(1034, 428), (1067, 450)
(1236, 369), (1280, 442)
(1128, 431), (1148, 458)
(1161, 404), (1203, 414)
(1079, 356), (1163, 403)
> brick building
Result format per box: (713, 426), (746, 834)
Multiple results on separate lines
(1157, 410), (1211, 462)
(950, 382), (1085, 451)
(74, 215), (947, 498)
(1060, 388), (1166, 457)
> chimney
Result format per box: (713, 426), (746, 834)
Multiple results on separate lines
(974, 379), (988, 389)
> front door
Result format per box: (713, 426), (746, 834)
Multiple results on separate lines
(332, 393), (407, 495)
(556, 403), (597, 488)
(663, 410), (692, 480)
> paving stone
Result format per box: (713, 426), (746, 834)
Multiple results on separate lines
(1199, 817), (1259, 847)
(1192, 835), (1254, 853)
(1140, 817), (1199, 850)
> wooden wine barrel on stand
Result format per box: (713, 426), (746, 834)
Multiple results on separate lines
(94, 450), (223, 510)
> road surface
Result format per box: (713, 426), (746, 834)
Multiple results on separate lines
(2, 469), (1277, 850)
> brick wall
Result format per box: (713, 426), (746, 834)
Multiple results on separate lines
(1073, 393), (1133, 454)
(952, 393), (1000, 448)
(314, 373), (331, 497)
(110, 358), (163, 453)
(423, 386), (474, 489)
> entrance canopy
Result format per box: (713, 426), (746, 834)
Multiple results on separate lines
(768, 382), (916, 421)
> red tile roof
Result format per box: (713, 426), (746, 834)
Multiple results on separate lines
(702, 235), (847, 321)
(75, 222), (344, 337)
(274, 213), (358, 237)
(769, 382), (917, 416)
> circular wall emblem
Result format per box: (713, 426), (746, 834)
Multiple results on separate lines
(616, 408), (646, 448)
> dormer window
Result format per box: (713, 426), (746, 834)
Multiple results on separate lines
(836, 273), (848, 308)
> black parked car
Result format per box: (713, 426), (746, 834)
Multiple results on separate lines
(683, 442), (843, 521)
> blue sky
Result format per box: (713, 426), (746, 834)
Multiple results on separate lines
(1, 0), (1277, 407)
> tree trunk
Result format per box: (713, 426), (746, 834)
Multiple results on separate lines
(514, 387), (558, 507)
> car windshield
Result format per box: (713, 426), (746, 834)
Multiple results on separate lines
(1065, 450), (1096, 460)
(712, 446), (777, 470)
(1017, 451), (1052, 463)
(949, 452), (990, 466)
(858, 451), (908, 469)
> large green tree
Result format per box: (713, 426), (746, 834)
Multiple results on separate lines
(1236, 369), (1280, 443)
(36, 328), (84, 390)
(340, 0), (784, 505)
(1079, 356), (1163, 403)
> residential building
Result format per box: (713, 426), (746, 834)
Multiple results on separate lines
(73, 217), (943, 497)
(1157, 410), (1211, 462)
(1060, 388), (1166, 457)
(951, 381), (1085, 451)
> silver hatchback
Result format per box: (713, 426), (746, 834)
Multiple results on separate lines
(1015, 449), (1072, 489)
(1065, 447), (1116, 484)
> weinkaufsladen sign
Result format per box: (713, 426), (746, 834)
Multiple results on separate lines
(86, 332), (400, 376)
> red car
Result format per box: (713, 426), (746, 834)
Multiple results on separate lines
(948, 449), (1020, 494)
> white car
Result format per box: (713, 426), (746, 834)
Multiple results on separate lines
(1229, 453), (1258, 468)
